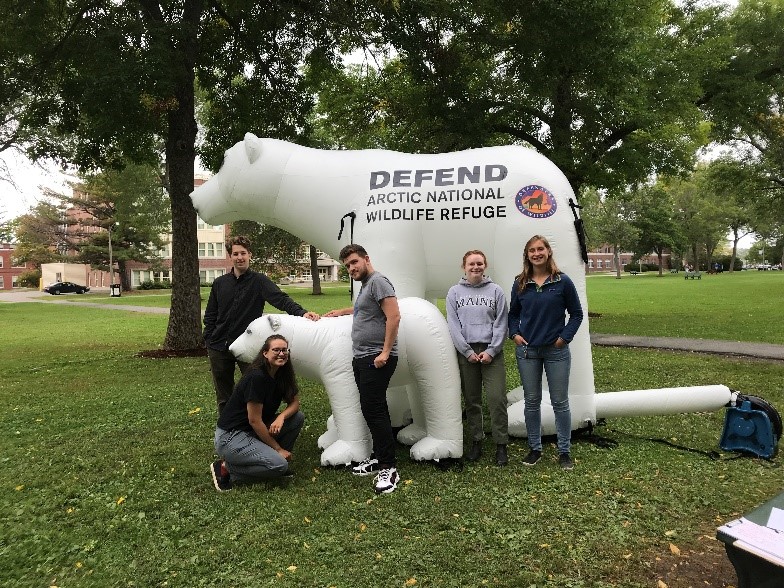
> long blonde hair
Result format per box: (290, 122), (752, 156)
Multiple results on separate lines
(515, 235), (561, 293)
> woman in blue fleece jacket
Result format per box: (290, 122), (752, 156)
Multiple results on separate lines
(508, 235), (583, 470)
(447, 250), (509, 466)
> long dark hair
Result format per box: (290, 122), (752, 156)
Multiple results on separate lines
(246, 334), (299, 403)
(515, 234), (561, 293)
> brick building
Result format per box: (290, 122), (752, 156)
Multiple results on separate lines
(0, 243), (34, 290)
(586, 245), (672, 273)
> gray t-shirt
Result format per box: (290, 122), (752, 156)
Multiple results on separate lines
(351, 271), (399, 358)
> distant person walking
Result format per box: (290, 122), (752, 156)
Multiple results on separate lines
(325, 244), (401, 494)
(204, 235), (319, 415)
(508, 235), (583, 470)
(446, 250), (509, 466)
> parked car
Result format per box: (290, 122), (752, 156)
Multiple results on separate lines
(43, 281), (90, 295)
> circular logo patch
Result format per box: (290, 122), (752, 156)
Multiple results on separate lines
(515, 185), (557, 218)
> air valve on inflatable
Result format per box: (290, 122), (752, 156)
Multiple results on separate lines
(720, 394), (782, 458)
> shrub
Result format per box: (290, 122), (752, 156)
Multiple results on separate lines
(711, 255), (743, 271)
(137, 280), (173, 290)
(17, 269), (41, 288)
(622, 263), (660, 272)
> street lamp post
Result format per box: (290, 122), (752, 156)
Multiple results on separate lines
(108, 223), (114, 287)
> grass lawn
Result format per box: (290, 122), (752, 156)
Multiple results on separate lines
(2, 276), (783, 587)
(53, 271), (784, 343)
(586, 270), (784, 344)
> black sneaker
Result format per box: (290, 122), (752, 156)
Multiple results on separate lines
(373, 467), (400, 494)
(559, 453), (574, 470)
(351, 458), (379, 476)
(495, 444), (508, 466)
(210, 460), (232, 492)
(522, 450), (542, 466)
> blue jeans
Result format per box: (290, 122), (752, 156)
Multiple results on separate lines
(214, 411), (305, 484)
(515, 343), (572, 454)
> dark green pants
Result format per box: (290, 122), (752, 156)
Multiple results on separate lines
(458, 344), (509, 444)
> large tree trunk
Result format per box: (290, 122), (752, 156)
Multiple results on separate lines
(161, 1), (203, 350)
(309, 245), (322, 295)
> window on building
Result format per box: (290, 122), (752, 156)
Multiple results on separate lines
(197, 218), (224, 231)
(12, 275), (18, 287)
(157, 242), (171, 258)
(199, 242), (225, 258)
(0, 276), (4, 288)
(588, 260), (594, 268)
(597, 260), (603, 269)
(199, 269), (224, 284)
(0, 257), (3, 267)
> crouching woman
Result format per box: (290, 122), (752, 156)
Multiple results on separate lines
(211, 334), (304, 491)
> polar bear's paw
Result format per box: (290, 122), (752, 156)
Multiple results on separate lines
(317, 427), (339, 450)
(409, 436), (463, 461)
(396, 423), (427, 445)
(506, 386), (525, 404)
(320, 440), (372, 467)
(507, 399), (528, 437)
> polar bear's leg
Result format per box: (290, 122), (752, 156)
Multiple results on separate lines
(507, 386), (557, 439)
(386, 384), (412, 428)
(396, 384), (427, 445)
(317, 415), (339, 450)
(320, 439), (373, 467)
(319, 348), (372, 465)
(398, 299), (464, 461)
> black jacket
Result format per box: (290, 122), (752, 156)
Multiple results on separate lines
(203, 269), (307, 351)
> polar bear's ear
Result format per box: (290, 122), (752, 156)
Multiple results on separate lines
(267, 314), (281, 332)
(244, 132), (262, 164)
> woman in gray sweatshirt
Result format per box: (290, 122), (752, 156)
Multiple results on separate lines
(446, 250), (510, 465)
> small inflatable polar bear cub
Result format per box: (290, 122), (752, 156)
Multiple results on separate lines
(228, 297), (464, 466)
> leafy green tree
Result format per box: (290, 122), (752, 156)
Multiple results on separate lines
(314, 0), (730, 196)
(0, 216), (16, 243)
(228, 220), (306, 281)
(0, 0), (65, 183)
(580, 188), (639, 279)
(628, 184), (682, 276)
(7, 1), (348, 350)
(63, 164), (171, 290)
(668, 169), (729, 271)
(12, 201), (68, 267)
(701, 1), (784, 210)
(11, 164), (170, 288)
(702, 158), (768, 272)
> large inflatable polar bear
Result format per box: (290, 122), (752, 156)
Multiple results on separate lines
(191, 133), (596, 436)
(228, 297), (464, 465)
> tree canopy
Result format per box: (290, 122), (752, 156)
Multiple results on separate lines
(5, 0), (784, 342)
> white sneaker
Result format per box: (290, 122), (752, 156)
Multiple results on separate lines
(373, 467), (400, 494)
(351, 458), (379, 476)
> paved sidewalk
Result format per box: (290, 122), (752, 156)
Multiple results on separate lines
(4, 289), (784, 360)
(0, 289), (172, 314)
(590, 333), (784, 362)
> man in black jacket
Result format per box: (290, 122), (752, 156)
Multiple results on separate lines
(204, 235), (320, 414)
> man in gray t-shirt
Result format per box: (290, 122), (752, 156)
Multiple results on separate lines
(351, 271), (399, 359)
(325, 244), (402, 494)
